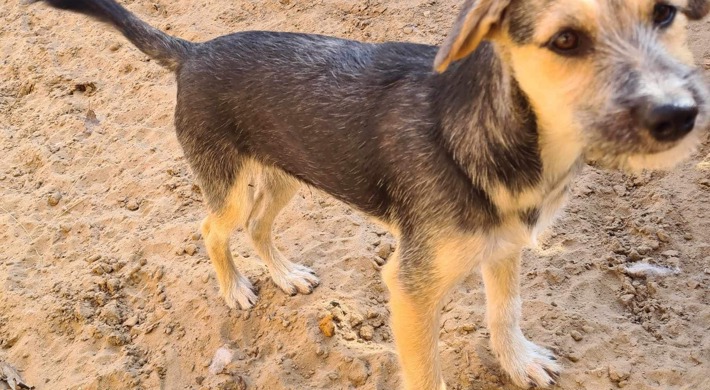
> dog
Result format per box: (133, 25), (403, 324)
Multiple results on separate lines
(38, 0), (709, 388)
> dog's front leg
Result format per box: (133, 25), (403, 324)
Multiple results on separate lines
(383, 243), (453, 390)
(481, 253), (560, 388)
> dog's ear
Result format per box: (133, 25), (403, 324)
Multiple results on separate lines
(684, 0), (710, 19)
(433, 0), (510, 73)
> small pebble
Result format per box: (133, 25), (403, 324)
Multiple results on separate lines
(359, 325), (374, 341)
(570, 330), (583, 341)
(656, 231), (670, 242)
(124, 315), (139, 327)
(47, 191), (62, 206)
(619, 294), (635, 305)
(107, 278), (121, 293)
(608, 362), (632, 382)
(185, 244), (197, 256)
(637, 245), (651, 255)
(350, 312), (364, 327)
(86, 254), (101, 263)
(627, 249), (641, 261)
(126, 199), (140, 211)
(319, 315), (335, 337)
(376, 242), (393, 259)
(461, 323), (476, 332)
(402, 25), (414, 34)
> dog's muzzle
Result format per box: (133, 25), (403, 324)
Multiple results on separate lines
(634, 101), (699, 142)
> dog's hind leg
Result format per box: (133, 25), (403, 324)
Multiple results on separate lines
(174, 89), (261, 309)
(482, 254), (560, 388)
(199, 161), (259, 309)
(246, 167), (320, 295)
(382, 239), (457, 390)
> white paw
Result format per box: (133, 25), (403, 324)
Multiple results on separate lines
(222, 275), (257, 310)
(496, 339), (560, 388)
(270, 264), (320, 296)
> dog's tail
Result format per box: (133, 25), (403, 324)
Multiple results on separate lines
(39, 0), (192, 70)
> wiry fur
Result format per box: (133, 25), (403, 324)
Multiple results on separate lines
(37, 0), (710, 389)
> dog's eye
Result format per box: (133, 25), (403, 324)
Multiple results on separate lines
(653, 4), (676, 28)
(548, 30), (581, 55)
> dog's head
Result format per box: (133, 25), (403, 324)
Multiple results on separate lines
(436, 0), (710, 172)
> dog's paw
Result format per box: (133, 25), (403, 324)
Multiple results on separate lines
(222, 275), (258, 310)
(271, 264), (320, 296)
(498, 340), (560, 389)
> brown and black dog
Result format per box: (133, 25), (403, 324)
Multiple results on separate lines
(38, 0), (709, 388)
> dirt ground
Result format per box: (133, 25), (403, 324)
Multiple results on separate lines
(1, 1), (709, 389)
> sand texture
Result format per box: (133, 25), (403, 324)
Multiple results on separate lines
(1, 1), (710, 389)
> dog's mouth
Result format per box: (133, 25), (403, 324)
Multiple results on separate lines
(584, 113), (707, 172)
(581, 94), (709, 172)
(584, 129), (703, 173)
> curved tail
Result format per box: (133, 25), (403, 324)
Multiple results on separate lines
(40, 0), (192, 70)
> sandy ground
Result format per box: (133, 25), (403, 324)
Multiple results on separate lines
(1, 1), (710, 389)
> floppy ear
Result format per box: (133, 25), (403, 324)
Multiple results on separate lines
(433, 0), (511, 73)
(684, 0), (710, 19)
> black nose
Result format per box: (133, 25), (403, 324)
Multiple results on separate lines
(642, 104), (698, 142)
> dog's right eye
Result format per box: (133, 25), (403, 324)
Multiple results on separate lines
(546, 30), (588, 56)
(652, 4), (677, 28)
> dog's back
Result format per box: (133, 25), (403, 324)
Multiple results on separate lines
(176, 32), (445, 218)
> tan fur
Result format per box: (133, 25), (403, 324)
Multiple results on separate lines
(498, 36), (589, 184)
(246, 167), (320, 295)
(383, 253), (449, 390)
(481, 254), (560, 387)
(386, 221), (556, 390)
(201, 160), (320, 309)
(201, 161), (258, 309)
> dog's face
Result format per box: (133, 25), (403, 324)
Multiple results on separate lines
(436, 0), (710, 172)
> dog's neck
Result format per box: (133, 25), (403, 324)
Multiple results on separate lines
(434, 42), (582, 208)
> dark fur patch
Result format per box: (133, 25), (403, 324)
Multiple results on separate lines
(685, 0), (710, 20)
(434, 43), (543, 199)
(519, 207), (540, 227)
(507, 2), (538, 43)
